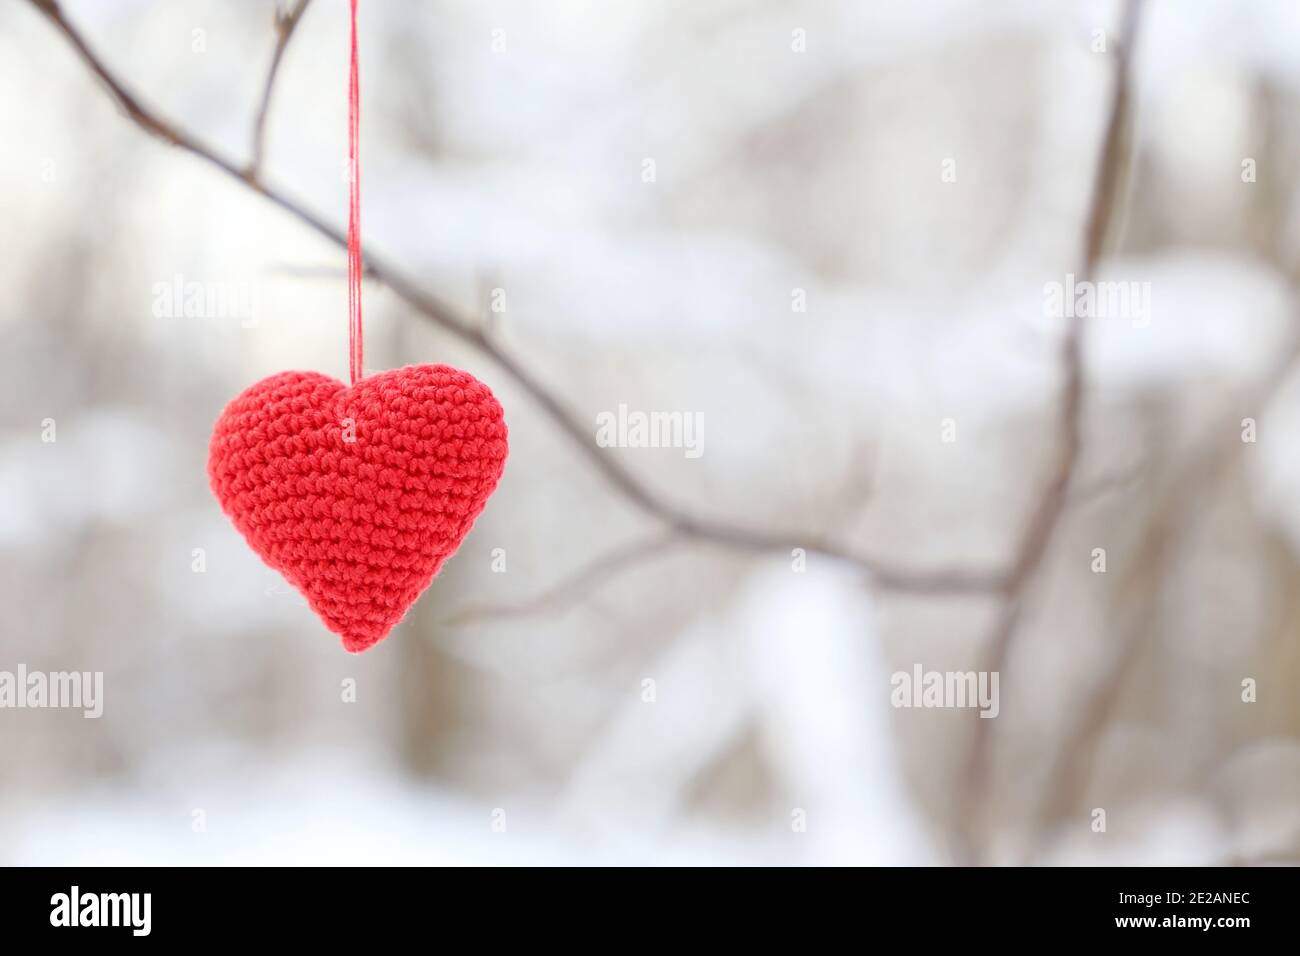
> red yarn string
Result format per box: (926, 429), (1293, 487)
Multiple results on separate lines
(347, 0), (363, 384)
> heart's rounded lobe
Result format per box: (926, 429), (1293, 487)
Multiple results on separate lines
(208, 365), (508, 652)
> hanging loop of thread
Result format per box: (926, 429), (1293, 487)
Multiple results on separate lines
(347, 0), (363, 384)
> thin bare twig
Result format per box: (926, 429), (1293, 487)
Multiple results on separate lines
(248, 0), (313, 184)
(262, 262), (381, 280)
(1025, 337), (1300, 863)
(443, 531), (684, 625)
(955, 0), (1144, 861)
(26, 0), (1003, 595)
(1068, 461), (1146, 504)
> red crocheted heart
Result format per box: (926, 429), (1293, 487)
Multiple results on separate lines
(208, 365), (508, 652)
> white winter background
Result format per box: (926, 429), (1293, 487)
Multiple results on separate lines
(1, 0), (1299, 865)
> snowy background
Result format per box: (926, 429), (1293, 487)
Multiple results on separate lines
(1, 0), (1299, 865)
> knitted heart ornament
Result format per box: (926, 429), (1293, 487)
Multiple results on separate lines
(206, 5), (505, 651)
(208, 365), (508, 652)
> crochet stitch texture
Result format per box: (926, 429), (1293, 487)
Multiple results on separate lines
(208, 364), (508, 652)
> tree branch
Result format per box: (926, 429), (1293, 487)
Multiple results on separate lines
(443, 531), (683, 625)
(25, 0), (1000, 595)
(248, 0), (313, 184)
(955, 0), (1144, 861)
(1025, 337), (1300, 863)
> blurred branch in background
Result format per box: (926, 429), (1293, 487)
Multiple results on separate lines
(24, 0), (1004, 599)
(247, 0), (313, 184)
(443, 530), (683, 625)
(1026, 331), (1300, 864)
(957, 0), (1144, 862)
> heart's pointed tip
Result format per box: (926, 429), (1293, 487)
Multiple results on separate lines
(340, 631), (387, 654)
